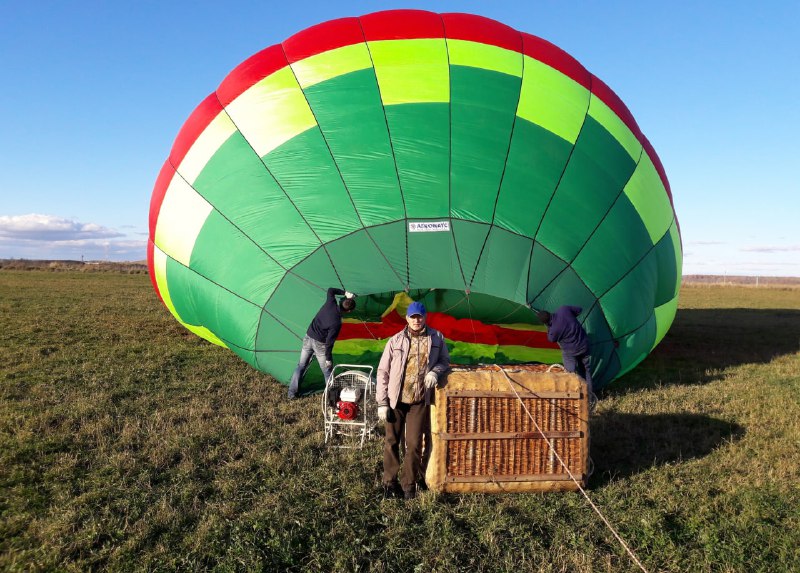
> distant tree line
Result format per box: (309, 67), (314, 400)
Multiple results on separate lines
(0, 259), (148, 274)
(683, 274), (800, 286)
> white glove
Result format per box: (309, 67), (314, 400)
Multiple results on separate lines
(424, 371), (438, 389)
(324, 360), (332, 371)
(345, 291), (355, 299)
(377, 405), (389, 423)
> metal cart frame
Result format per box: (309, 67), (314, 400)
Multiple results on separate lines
(321, 364), (376, 448)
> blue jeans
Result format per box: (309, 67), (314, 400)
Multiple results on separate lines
(288, 335), (332, 398)
(563, 352), (593, 393)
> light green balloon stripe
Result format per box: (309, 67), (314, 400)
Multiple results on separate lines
(368, 39), (450, 105)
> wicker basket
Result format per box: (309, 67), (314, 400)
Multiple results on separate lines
(425, 364), (589, 493)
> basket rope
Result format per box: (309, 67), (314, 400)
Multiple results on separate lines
(494, 364), (649, 573)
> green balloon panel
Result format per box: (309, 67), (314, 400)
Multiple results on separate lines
(148, 10), (681, 389)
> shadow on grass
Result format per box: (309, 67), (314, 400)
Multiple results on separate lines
(609, 308), (800, 393)
(589, 412), (745, 485)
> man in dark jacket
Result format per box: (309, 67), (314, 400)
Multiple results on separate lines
(537, 306), (592, 393)
(288, 287), (355, 399)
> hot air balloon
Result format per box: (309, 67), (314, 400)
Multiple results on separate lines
(148, 10), (681, 392)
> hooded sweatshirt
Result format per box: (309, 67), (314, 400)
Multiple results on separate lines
(546, 305), (588, 356)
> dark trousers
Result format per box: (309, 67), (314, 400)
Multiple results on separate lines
(383, 402), (427, 491)
(563, 352), (592, 392)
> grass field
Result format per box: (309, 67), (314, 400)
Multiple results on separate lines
(1, 271), (799, 572)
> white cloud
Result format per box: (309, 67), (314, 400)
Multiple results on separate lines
(740, 245), (800, 253)
(0, 214), (146, 261)
(0, 214), (124, 241)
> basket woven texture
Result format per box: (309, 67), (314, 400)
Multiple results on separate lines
(426, 365), (589, 493)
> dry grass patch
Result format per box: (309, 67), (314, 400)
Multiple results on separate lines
(2, 273), (799, 572)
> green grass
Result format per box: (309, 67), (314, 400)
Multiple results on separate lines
(1, 271), (799, 572)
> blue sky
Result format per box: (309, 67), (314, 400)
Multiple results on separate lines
(1, 1), (798, 276)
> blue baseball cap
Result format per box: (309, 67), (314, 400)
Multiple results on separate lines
(406, 301), (426, 317)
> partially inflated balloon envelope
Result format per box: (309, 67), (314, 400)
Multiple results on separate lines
(148, 10), (681, 391)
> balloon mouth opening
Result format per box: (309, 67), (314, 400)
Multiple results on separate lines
(348, 288), (542, 325)
(335, 288), (559, 366)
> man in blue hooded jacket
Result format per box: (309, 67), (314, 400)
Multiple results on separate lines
(537, 306), (592, 393)
(288, 288), (355, 399)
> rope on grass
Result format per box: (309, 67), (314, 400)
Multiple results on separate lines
(494, 364), (649, 573)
